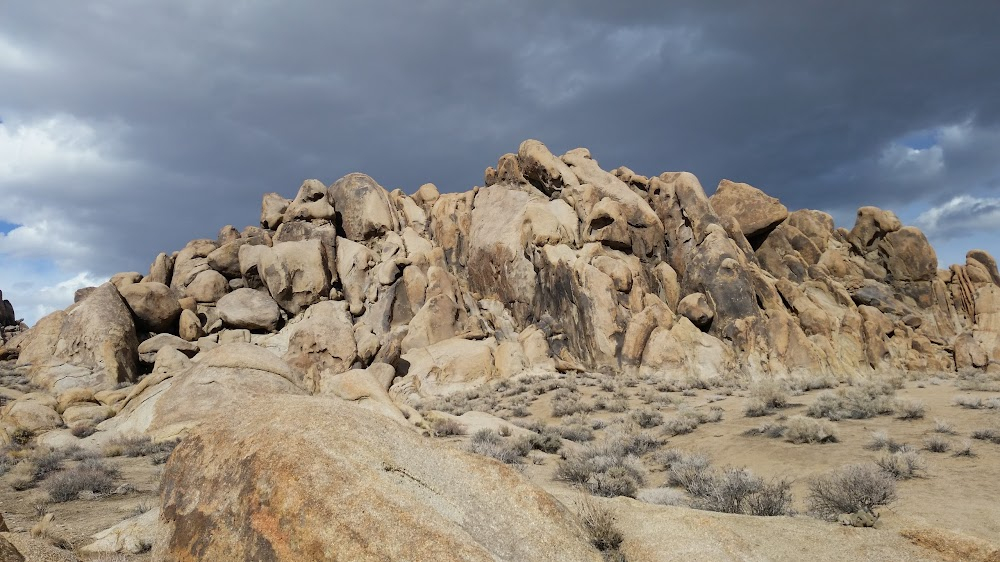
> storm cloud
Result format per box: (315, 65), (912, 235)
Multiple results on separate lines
(2, 1), (1000, 322)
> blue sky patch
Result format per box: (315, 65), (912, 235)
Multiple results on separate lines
(0, 221), (20, 235)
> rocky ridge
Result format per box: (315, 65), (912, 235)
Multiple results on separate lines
(1, 140), (999, 560)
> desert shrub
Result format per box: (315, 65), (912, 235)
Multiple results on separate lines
(430, 417), (466, 437)
(630, 408), (663, 429)
(806, 382), (896, 421)
(933, 419), (957, 435)
(45, 459), (119, 502)
(807, 464), (897, 520)
(70, 424), (96, 438)
(751, 381), (789, 409)
(954, 395), (1000, 410)
(690, 468), (793, 517)
(616, 430), (661, 456)
(970, 428), (1000, 444)
(923, 436), (951, 453)
(555, 441), (645, 498)
(551, 392), (592, 418)
(104, 435), (177, 458)
(466, 429), (528, 466)
(783, 416), (838, 444)
(0, 451), (16, 477)
(661, 450), (713, 494)
(864, 430), (906, 452)
(577, 497), (624, 558)
(28, 449), (64, 480)
(742, 423), (787, 439)
(895, 400), (926, 420)
(10, 426), (33, 446)
(557, 423), (595, 442)
(952, 440), (975, 457)
(527, 429), (563, 454)
(788, 374), (837, 392)
(875, 450), (926, 480)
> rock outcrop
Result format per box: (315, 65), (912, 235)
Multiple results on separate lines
(154, 394), (602, 561)
(3, 139), (999, 441)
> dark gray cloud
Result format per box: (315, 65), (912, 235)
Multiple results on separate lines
(2, 0), (1000, 286)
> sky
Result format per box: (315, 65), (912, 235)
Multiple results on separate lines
(2, 1), (1000, 325)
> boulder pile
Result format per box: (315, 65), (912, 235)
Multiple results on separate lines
(2, 140), (999, 412)
(0, 289), (22, 343)
(0, 140), (998, 558)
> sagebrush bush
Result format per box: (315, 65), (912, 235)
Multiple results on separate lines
(970, 428), (1000, 444)
(555, 441), (646, 498)
(807, 464), (896, 520)
(806, 382), (896, 421)
(577, 498), (624, 556)
(784, 416), (838, 444)
(45, 459), (120, 502)
(864, 430), (905, 452)
(952, 440), (975, 457)
(933, 419), (957, 435)
(691, 468), (793, 517)
(875, 450), (926, 480)
(557, 423), (595, 442)
(466, 429), (530, 466)
(630, 408), (663, 429)
(430, 417), (467, 437)
(923, 436), (951, 453)
(104, 435), (178, 459)
(895, 400), (926, 420)
(638, 487), (686, 507)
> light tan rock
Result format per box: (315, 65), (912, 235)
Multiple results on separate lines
(412, 182), (440, 206)
(259, 239), (330, 315)
(393, 337), (497, 399)
(101, 343), (306, 441)
(517, 139), (580, 196)
(154, 394), (601, 562)
(283, 301), (357, 393)
(16, 283), (139, 391)
(148, 253), (175, 286)
(400, 294), (461, 353)
(177, 309), (203, 342)
(110, 271), (142, 290)
(82, 508), (160, 555)
(328, 173), (400, 241)
(260, 192), (290, 230)
(216, 288), (281, 331)
(283, 179), (336, 222)
(709, 179), (789, 239)
(119, 282), (182, 335)
(2, 400), (62, 432)
(184, 269), (228, 303)
(137, 333), (199, 360)
(318, 364), (405, 423)
(61, 403), (113, 426)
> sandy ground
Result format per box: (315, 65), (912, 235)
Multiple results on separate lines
(2, 366), (999, 560)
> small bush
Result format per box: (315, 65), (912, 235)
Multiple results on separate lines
(104, 435), (176, 458)
(10, 427), (33, 446)
(690, 467), (793, 516)
(806, 382), (896, 421)
(953, 395), (1000, 410)
(557, 424), (595, 442)
(630, 408), (663, 429)
(430, 417), (466, 437)
(29, 449), (64, 480)
(661, 450), (713, 494)
(952, 440), (975, 457)
(466, 429), (526, 466)
(895, 400), (926, 420)
(555, 442), (646, 498)
(807, 464), (896, 520)
(970, 428), (1000, 444)
(933, 419), (957, 435)
(923, 436), (951, 453)
(864, 430), (905, 452)
(577, 498), (624, 556)
(784, 416), (838, 444)
(70, 424), (96, 438)
(875, 450), (926, 480)
(45, 459), (119, 502)
(742, 423), (787, 439)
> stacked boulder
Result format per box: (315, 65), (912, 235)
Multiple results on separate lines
(2, 140), (1000, 445)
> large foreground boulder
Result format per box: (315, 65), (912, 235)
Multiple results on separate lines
(155, 394), (602, 562)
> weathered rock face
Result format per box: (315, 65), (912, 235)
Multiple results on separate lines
(154, 394), (602, 562)
(6, 139), (1000, 405)
(15, 283), (139, 391)
(0, 289), (16, 327)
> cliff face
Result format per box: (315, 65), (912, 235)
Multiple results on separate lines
(4, 140), (1000, 402)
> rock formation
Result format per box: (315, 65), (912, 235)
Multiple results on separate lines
(1, 140), (999, 559)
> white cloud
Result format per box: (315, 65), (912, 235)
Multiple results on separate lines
(0, 113), (126, 183)
(0, 264), (105, 326)
(915, 195), (1000, 241)
(0, 34), (47, 71)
